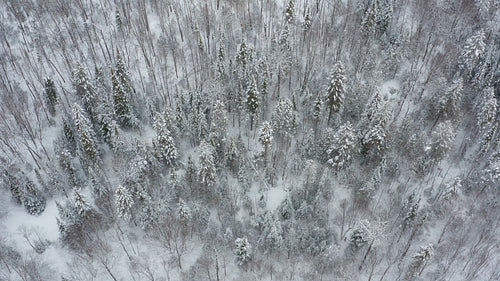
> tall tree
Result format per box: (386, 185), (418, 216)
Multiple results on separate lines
(461, 30), (486, 78)
(246, 77), (259, 130)
(112, 52), (137, 129)
(72, 104), (99, 163)
(152, 112), (177, 165)
(74, 62), (97, 121)
(234, 237), (252, 267)
(327, 121), (357, 170)
(198, 140), (217, 187)
(115, 185), (134, 221)
(43, 77), (58, 117)
(325, 62), (346, 124)
(284, 0), (295, 24)
(436, 77), (463, 120)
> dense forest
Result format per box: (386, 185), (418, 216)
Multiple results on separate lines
(0, 0), (499, 280)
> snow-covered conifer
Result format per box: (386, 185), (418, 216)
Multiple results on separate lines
(72, 189), (90, 216)
(198, 140), (217, 187)
(115, 185), (134, 221)
(235, 237), (252, 266)
(461, 30), (486, 77)
(436, 77), (463, 120)
(246, 78), (259, 130)
(211, 99), (228, 140)
(258, 121), (273, 159)
(152, 112), (177, 165)
(327, 122), (357, 170)
(361, 1), (378, 35)
(284, 0), (295, 24)
(44, 77), (58, 117)
(74, 62), (97, 120)
(72, 104), (99, 163)
(303, 12), (312, 31)
(477, 87), (498, 131)
(272, 99), (297, 139)
(326, 62), (346, 124)
(236, 39), (247, 68)
(428, 121), (455, 162)
(177, 198), (191, 223)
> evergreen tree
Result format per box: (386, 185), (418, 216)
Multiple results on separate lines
(115, 10), (123, 30)
(62, 118), (77, 154)
(43, 77), (58, 117)
(477, 87), (498, 132)
(326, 62), (346, 124)
(236, 39), (248, 69)
(376, 0), (392, 35)
(72, 104), (99, 163)
(216, 39), (225, 79)
(284, 0), (295, 24)
(258, 121), (273, 163)
(72, 188), (90, 216)
(327, 121), (357, 170)
(428, 121), (455, 163)
(115, 185), (134, 221)
(303, 12), (312, 32)
(112, 51), (137, 128)
(198, 140), (217, 187)
(112, 68), (135, 129)
(436, 77), (463, 120)
(350, 227), (367, 251)
(234, 237), (252, 267)
(211, 99), (228, 141)
(278, 197), (293, 220)
(272, 99), (297, 139)
(22, 178), (46, 215)
(313, 95), (322, 120)
(361, 0), (378, 36)
(152, 112), (177, 165)
(461, 30), (486, 77)
(403, 195), (420, 230)
(177, 198), (191, 223)
(407, 244), (434, 278)
(265, 218), (284, 251)
(361, 92), (391, 159)
(74, 62), (97, 120)
(246, 77), (259, 130)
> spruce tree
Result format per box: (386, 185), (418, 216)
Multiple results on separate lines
(361, 92), (391, 158)
(72, 104), (99, 163)
(152, 112), (177, 165)
(115, 185), (134, 221)
(198, 140), (217, 187)
(477, 87), (497, 132)
(428, 121), (455, 163)
(246, 78), (259, 130)
(304, 13), (312, 32)
(236, 39), (247, 69)
(272, 99), (297, 139)
(216, 39), (225, 79)
(327, 121), (357, 170)
(326, 62), (346, 124)
(461, 30), (486, 78)
(112, 52), (137, 129)
(361, 1), (378, 36)
(284, 0), (295, 24)
(43, 77), (58, 116)
(234, 237), (252, 267)
(436, 77), (463, 120)
(211, 99), (228, 141)
(74, 62), (97, 121)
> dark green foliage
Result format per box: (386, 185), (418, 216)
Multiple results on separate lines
(43, 78), (58, 116)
